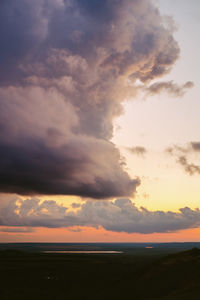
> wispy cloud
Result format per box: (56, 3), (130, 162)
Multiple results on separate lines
(143, 81), (194, 97)
(167, 142), (200, 176)
(127, 146), (147, 157)
(177, 156), (200, 176)
(0, 227), (34, 233)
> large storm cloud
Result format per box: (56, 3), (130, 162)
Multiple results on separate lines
(0, 0), (180, 197)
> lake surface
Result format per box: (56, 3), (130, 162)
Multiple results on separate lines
(43, 250), (123, 254)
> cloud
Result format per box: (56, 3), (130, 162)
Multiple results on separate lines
(167, 142), (200, 176)
(0, 0), (181, 197)
(191, 142), (200, 152)
(127, 146), (147, 157)
(0, 227), (34, 233)
(143, 80), (194, 97)
(177, 156), (200, 176)
(1, 197), (200, 234)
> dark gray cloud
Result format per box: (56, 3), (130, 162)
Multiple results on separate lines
(1, 197), (200, 234)
(0, 0), (180, 198)
(0, 133), (139, 198)
(127, 146), (147, 157)
(143, 80), (194, 97)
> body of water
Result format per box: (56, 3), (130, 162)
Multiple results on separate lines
(43, 250), (123, 254)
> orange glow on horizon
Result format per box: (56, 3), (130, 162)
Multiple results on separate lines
(1, 226), (200, 243)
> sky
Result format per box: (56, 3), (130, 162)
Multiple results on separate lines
(0, 0), (200, 243)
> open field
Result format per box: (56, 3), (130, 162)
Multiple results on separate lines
(1, 243), (200, 299)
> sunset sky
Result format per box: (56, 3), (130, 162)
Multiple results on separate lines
(1, 0), (200, 242)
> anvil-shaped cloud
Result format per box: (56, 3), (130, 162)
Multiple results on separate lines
(0, 0), (180, 198)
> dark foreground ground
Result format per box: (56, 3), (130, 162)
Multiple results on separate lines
(1, 243), (200, 300)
